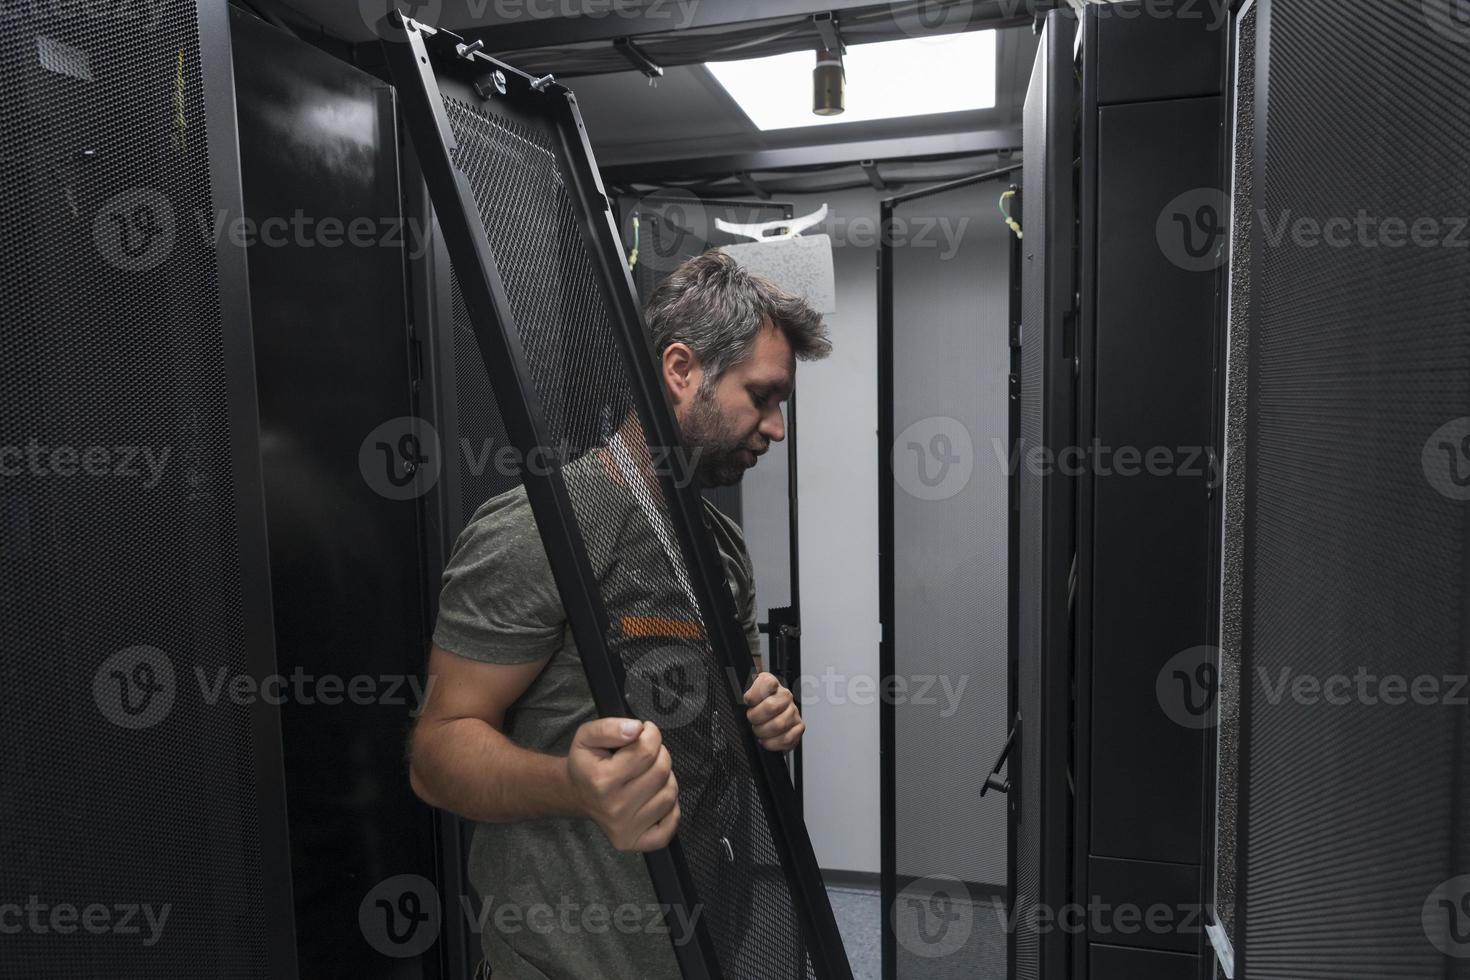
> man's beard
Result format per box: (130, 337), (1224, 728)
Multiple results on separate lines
(680, 385), (754, 488)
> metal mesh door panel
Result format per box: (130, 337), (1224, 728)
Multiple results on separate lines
(1239, 1), (1470, 976)
(1213, 1), (1256, 960)
(0, 2), (287, 976)
(442, 93), (814, 979)
(388, 28), (850, 973)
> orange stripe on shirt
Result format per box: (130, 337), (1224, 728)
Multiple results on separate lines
(620, 615), (704, 641)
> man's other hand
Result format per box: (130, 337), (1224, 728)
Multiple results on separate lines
(567, 718), (681, 853)
(744, 671), (805, 752)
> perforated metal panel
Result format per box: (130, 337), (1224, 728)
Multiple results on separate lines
(386, 21), (849, 980)
(1236, 1), (1470, 976)
(449, 269), (519, 518)
(1212, 2), (1256, 965)
(0, 2), (294, 977)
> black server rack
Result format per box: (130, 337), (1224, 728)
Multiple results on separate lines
(1073, 6), (1227, 980)
(1213, 0), (1470, 977)
(0, 1), (298, 976)
(231, 10), (448, 979)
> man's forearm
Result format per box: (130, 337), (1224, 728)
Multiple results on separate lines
(410, 717), (582, 824)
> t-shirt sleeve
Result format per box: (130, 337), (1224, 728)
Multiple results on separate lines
(740, 548), (762, 666)
(432, 490), (567, 665)
(704, 502), (763, 666)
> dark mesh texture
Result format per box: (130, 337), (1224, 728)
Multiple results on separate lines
(0, 3), (273, 977)
(1213, 1), (1255, 960)
(442, 95), (817, 980)
(1241, 1), (1470, 977)
(450, 268), (519, 519)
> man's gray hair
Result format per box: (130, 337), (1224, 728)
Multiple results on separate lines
(643, 250), (832, 386)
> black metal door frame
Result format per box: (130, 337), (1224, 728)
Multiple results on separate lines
(400, 130), (485, 980)
(1005, 180), (1025, 979)
(112, 0), (297, 968)
(1016, 10), (1079, 980)
(204, 0), (303, 972)
(382, 17), (852, 979)
(877, 162), (1022, 980)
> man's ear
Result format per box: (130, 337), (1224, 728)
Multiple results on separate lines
(661, 342), (701, 406)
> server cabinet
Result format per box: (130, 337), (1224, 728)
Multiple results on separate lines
(1213, 1), (1470, 976)
(0, 1), (297, 976)
(231, 11), (447, 978)
(1074, 5), (1227, 977)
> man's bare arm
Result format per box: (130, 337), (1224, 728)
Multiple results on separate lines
(409, 645), (681, 851)
(409, 645), (580, 823)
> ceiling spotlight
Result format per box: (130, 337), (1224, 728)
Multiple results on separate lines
(813, 47), (845, 116)
(707, 32), (997, 132)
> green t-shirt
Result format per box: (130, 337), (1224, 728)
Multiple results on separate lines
(432, 455), (760, 980)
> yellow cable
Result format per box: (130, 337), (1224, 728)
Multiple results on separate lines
(1000, 190), (1023, 240)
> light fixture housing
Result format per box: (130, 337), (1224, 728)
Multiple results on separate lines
(813, 47), (845, 116)
(706, 30), (999, 132)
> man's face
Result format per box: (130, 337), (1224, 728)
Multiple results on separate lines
(662, 318), (795, 487)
